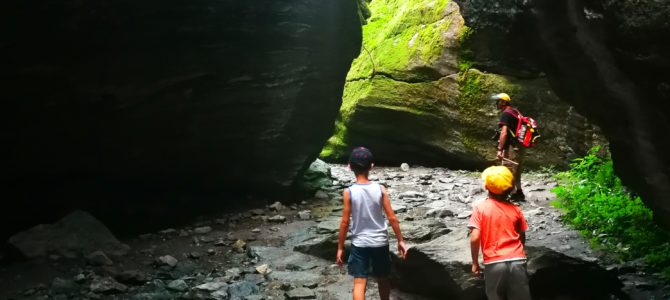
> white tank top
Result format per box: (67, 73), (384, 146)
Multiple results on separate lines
(348, 183), (389, 247)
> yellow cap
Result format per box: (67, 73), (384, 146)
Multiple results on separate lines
(481, 166), (514, 194)
(491, 93), (511, 102)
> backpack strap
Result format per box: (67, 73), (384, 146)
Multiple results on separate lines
(502, 108), (523, 138)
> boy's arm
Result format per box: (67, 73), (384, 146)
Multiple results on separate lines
(470, 228), (482, 275)
(516, 209), (529, 246)
(336, 189), (351, 265)
(380, 186), (407, 259)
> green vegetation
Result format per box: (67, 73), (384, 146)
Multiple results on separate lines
(346, 0), (452, 81)
(552, 146), (670, 279)
(457, 26), (474, 74)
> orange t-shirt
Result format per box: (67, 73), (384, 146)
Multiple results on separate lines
(467, 198), (528, 264)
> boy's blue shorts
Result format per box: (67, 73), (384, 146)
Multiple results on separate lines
(348, 244), (391, 278)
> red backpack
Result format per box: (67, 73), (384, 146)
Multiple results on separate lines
(504, 108), (540, 147)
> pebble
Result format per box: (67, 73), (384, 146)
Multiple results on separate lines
(115, 270), (147, 285)
(89, 277), (127, 294)
(314, 190), (329, 200)
(86, 251), (113, 266)
(252, 228), (261, 233)
(286, 287), (316, 299)
(167, 279), (189, 292)
(256, 264), (271, 275)
(269, 202), (284, 211)
(159, 228), (177, 235)
(195, 280), (228, 292)
(156, 255), (178, 268)
(298, 210), (311, 220)
(73, 274), (86, 283)
(226, 267), (242, 279)
(194, 226), (213, 234)
(269, 215), (287, 223)
(251, 209), (265, 216)
(50, 277), (79, 295)
(233, 239), (247, 252)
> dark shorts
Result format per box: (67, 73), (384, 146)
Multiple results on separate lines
(347, 245), (391, 278)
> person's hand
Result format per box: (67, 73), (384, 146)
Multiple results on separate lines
(336, 248), (345, 266)
(496, 150), (503, 160)
(472, 263), (482, 277)
(397, 241), (408, 259)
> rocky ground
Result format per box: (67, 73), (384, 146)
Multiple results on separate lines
(1, 163), (669, 300)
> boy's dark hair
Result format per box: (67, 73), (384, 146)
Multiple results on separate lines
(349, 147), (373, 176)
(490, 189), (513, 202)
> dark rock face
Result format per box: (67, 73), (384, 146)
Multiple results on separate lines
(454, 0), (670, 227)
(0, 1), (361, 238)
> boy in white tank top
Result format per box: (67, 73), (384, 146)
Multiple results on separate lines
(336, 147), (407, 300)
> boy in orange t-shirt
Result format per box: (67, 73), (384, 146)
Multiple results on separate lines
(468, 166), (531, 300)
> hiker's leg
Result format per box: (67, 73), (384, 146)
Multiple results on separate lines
(483, 262), (507, 300)
(370, 246), (391, 300)
(348, 245), (371, 300)
(513, 147), (525, 195)
(506, 261), (531, 300)
(377, 278), (391, 300)
(353, 277), (367, 300)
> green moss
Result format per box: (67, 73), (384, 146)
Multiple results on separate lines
(347, 0), (452, 81)
(457, 26), (474, 74)
(320, 119), (348, 160)
(321, 76), (445, 160)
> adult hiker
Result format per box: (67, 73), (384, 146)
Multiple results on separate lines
(492, 92), (525, 201)
(468, 165), (531, 300)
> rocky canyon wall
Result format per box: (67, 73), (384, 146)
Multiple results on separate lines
(0, 0), (361, 239)
(455, 0), (670, 227)
(321, 0), (602, 170)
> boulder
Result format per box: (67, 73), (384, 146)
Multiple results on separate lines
(292, 233), (350, 261)
(1, 0), (362, 240)
(393, 228), (626, 299)
(298, 159), (333, 192)
(8, 211), (129, 259)
(393, 228), (484, 299)
(526, 246), (626, 299)
(316, 217), (341, 234)
(249, 246), (326, 271)
(320, 0), (601, 171)
(402, 219), (451, 242)
(228, 281), (259, 299)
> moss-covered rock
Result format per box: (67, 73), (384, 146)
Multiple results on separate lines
(322, 0), (601, 169)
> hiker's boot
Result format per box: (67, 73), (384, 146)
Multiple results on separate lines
(510, 190), (525, 202)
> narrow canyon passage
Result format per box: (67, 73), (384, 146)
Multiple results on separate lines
(3, 0), (670, 299)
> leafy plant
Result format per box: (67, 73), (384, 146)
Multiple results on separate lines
(552, 146), (670, 280)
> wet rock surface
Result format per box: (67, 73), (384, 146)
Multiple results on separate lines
(1, 164), (668, 299)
